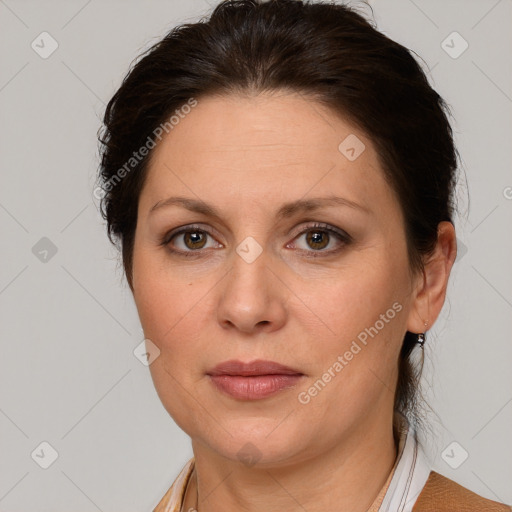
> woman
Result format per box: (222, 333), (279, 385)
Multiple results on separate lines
(96, 1), (511, 510)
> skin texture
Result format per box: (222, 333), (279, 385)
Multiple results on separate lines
(131, 91), (457, 512)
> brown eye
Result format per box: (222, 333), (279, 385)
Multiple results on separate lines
(289, 222), (351, 256)
(162, 225), (222, 256)
(182, 231), (207, 250)
(306, 230), (330, 250)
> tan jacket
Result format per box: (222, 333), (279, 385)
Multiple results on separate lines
(412, 471), (511, 511)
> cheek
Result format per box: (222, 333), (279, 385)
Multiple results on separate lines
(312, 257), (408, 341)
(297, 251), (409, 397)
(132, 246), (205, 357)
(133, 254), (213, 430)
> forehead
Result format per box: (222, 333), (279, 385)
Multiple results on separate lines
(151, 92), (366, 161)
(139, 92), (396, 218)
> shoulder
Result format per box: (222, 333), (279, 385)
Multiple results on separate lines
(413, 471), (511, 512)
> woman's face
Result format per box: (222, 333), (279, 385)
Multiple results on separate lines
(132, 92), (424, 466)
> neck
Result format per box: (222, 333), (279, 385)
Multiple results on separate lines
(184, 415), (399, 512)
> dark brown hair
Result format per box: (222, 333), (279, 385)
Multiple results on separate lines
(97, 0), (459, 425)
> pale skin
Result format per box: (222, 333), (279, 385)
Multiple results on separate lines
(131, 91), (457, 512)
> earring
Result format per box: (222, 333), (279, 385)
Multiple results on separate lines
(416, 320), (428, 347)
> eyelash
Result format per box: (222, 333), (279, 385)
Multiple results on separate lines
(160, 222), (352, 258)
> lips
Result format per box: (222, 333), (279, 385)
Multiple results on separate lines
(207, 359), (303, 377)
(207, 359), (304, 400)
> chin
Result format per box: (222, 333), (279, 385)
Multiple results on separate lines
(196, 420), (313, 468)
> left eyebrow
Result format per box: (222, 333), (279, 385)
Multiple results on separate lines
(275, 195), (369, 219)
(149, 195), (369, 218)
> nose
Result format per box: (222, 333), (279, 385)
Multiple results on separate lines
(216, 247), (288, 335)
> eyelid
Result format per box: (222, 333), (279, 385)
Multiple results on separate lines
(289, 222), (352, 242)
(162, 223), (222, 245)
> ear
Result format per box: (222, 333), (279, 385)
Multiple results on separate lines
(406, 221), (457, 334)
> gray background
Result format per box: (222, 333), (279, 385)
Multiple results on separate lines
(0, 0), (511, 510)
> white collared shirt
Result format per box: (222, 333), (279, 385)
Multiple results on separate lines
(378, 416), (431, 511)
